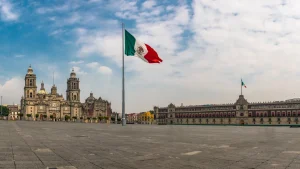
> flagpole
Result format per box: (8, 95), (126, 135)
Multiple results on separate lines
(241, 78), (242, 95)
(122, 23), (126, 126)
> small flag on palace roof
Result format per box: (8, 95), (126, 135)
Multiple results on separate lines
(241, 79), (247, 88)
(124, 29), (163, 63)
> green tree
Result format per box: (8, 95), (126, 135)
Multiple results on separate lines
(0, 106), (9, 116)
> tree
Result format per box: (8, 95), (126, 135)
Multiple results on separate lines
(0, 106), (9, 116)
(111, 117), (115, 121)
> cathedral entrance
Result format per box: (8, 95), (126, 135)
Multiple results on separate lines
(53, 113), (56, 121)
(240, 119), (245, 125)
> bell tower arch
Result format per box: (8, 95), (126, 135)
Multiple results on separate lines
(24, 65), (37, 99)
(66, 68), (80, 103)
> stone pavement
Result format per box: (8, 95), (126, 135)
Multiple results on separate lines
(1, 121), (300, 169)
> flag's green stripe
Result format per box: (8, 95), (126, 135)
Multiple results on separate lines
(241, 81), (245, 86)
(125, 30), (136, 56)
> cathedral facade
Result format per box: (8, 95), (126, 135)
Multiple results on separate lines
(155, 95), (300, 126)
(20, 65), (111, 120)
(82, 92), (112, 118)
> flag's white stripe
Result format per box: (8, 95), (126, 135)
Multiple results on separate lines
(134, 39), (149, 63)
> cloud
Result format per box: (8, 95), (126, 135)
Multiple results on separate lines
(98, 66), (112, 75)
(86, 62), (99, 68)
(0, 77), (23, 105)
(72, 66), (87, 75)
(68, 60), (84, 65)
(86, 62), (112, 75)
(0, 0), (19, 21)
(14, 54), (24, 58)
(142, 0), (156, 9)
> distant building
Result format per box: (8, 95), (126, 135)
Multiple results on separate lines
(126, 113), (138, 124)
(155, 95), (300, 125)
(82, 92), (112, 118)
(138, 112), (154, 124)
(7, 105), (19, 120)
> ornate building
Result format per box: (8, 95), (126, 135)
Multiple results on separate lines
(20, 66), (82, 120)
(82, 92), (112, 118)
(155, 94), (300, 125)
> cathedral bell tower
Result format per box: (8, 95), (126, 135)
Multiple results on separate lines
(66, 68), (80, 102)
(24, 65), (37, 99)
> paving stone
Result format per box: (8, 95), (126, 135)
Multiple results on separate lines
(3, 121), (300, 169)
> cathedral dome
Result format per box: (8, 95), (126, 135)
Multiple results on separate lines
(38, 81), (47, 95)
(70, 68), (76, 78)
(38, 89), (47, 95)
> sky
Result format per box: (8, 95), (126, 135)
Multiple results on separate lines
(1, 0), (300, 113)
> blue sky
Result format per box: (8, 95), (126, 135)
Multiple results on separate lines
(2, 0), (300, 113)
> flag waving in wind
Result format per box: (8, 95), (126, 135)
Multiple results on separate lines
(124, 30), (163, 63)
(241, 79), (247, 88)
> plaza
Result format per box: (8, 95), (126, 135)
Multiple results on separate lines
(1, 121), (300, 169)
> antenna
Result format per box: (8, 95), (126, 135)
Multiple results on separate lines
(53, 71), (54, 85)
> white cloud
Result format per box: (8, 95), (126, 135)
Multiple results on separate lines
(142, 0), (156, 9)
(0, 77), (23, 105)
(0, 0), (19, 21)
(69, 60), (84, 65)
(98, 66), (112, 75)
(14, 54), (24, 58)
(86, 62), (99, 68)
(72, 66), (87, 75)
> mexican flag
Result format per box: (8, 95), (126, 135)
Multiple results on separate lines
(124, 30), (163, 63)
(241, 79), (247, 88)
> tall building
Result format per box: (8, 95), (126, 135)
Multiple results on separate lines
(66, 68), (81, 117)
(20, 66), (82, 120)
(20, 65), (112, 120)
(155, 95), (300, 125)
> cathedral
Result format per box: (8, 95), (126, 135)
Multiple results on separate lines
(20, 65), (112, 120)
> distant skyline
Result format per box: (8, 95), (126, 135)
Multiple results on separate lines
(2, 0), (300, 113)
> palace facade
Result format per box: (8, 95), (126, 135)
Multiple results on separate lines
(20, 65), (112, 120)
(154, 95), (300, 125)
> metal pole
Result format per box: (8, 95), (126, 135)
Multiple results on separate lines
(122, 23), (126, 126)
(1, 96), (2, 116)
(241, 79), (242, 95)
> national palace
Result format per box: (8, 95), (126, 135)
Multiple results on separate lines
(20, 65), (112, 120)
(154, 95), (300, 125)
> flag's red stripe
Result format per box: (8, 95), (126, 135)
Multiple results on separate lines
(144, 44), (163, 63)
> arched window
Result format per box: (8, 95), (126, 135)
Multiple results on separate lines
(30, 92), (32, 98)
(74, 95), (77, 101)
